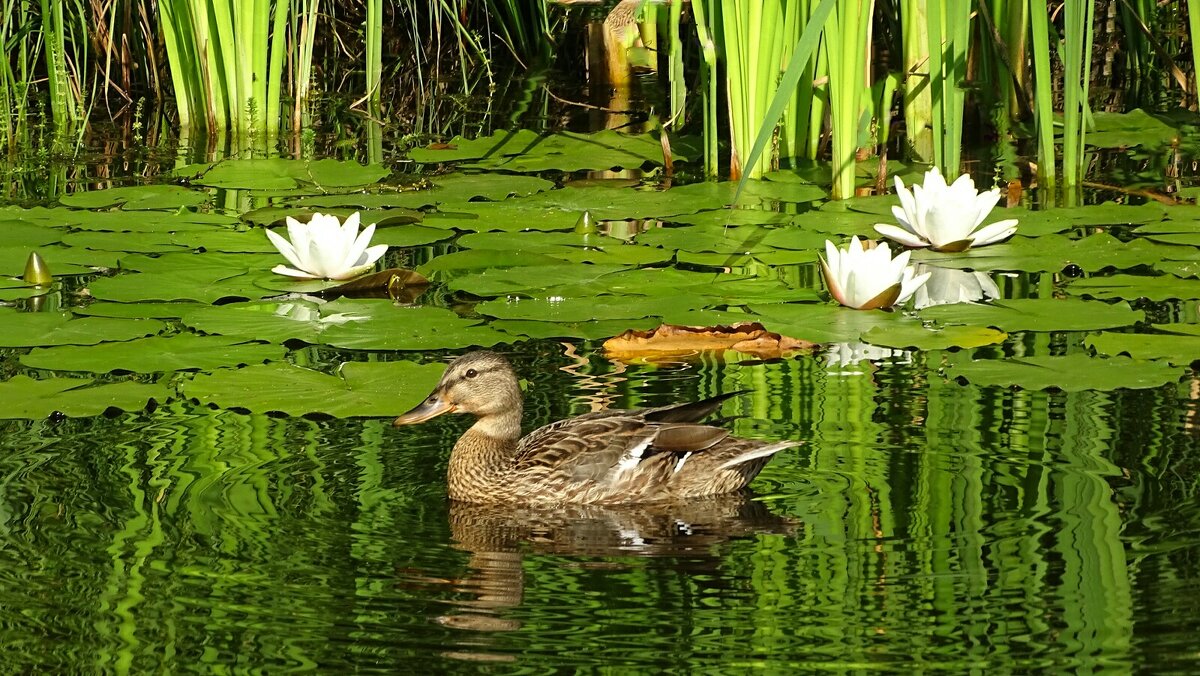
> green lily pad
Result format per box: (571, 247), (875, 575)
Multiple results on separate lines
(862, 324), (1007, 350)
(454, 130), (689, 172)
(418, 249), (568, 279)
(423, 203), (583, 232)
(189, 158), (388, 191)
(491, 317), (661, 340)
(918, 298), (1144, 332)
(636, 224), (776, 254)
(182, 360), (445, 417)
(475, 295), (710, 323)
(667, 208), (794, 228)
(789, 209), (882, 237)
(180, 300), (332, 344)
(75, 301), (203, 319)
(447, 263), (631, 297)
(1155, 260), (1200, 278)
(0, 310), (164, 347)
(1, 220), (64, 247)
(408, 129), (544, 163)
(914, 233), (1172, 273)
(58, 185), (207, 210)
(948, 354), (1181, 391)
(1084, 330), (1200, 365)
(88, 269), (279, 303)
(241, 206), (421, 228)
(0, 246), (117, 276)
(21, 334), (285, 373)
(0, 375), (173, 418)
(54, 208), (239, 232)
(519, 184), (728, 221)
(1068, 274), (1200, 301)
(750, 302), (919, 343)
(1084, 109), (1179, 148)
(318, 300), (511, 351)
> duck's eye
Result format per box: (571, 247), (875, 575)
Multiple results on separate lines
(465, 368), (478, 379)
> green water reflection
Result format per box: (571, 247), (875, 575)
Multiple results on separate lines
(1, 349), (1196, 671)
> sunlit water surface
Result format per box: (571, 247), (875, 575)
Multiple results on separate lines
(2, 346), (1198, 672)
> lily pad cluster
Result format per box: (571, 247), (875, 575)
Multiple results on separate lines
(2, 129), (1198, 419)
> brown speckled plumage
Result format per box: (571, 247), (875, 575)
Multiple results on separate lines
(394, 351), (799, 505)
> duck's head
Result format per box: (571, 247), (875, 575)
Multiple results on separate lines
(393, 351), (522, 426)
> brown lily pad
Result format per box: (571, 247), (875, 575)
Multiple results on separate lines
(603, 322), (815, 363)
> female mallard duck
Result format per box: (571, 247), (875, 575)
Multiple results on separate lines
(393, 351), (798, 505)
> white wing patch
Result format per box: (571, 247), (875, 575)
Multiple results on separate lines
(615, 436), (654, 477)
(673, 451), (693, 475)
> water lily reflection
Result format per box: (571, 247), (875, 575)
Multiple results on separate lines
(824, 341), (913, 370)
(821, 236), (930, 310)
(911, 265), (1001, 309)
(874, 167), (1019, 252)
(266, 212), (388, 280)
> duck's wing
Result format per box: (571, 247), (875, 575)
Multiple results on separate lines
(512, 412), (732, 492)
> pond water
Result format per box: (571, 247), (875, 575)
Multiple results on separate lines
(2, 346), (1198, 671)
(4, 81), (1200, 670)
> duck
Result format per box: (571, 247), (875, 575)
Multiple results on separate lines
(393, 351), (798, 505)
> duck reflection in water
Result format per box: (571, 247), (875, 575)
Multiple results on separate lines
(392, 351), (801, 661)
(424, 495), (797, 661)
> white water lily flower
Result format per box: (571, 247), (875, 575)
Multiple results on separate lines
(912, 265), (1001, 309)
(821, 236), (931, 310)
(874, 167), (1019, 252)
(266, 212), (388, 280)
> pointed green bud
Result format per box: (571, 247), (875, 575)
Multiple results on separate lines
(23, 252), (52, 286)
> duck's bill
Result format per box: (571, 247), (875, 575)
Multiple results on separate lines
(393, 394), (456, 426)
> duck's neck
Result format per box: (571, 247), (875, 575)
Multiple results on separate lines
(447, 407), (523, 501)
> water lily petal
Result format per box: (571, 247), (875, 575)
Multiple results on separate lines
(359, 243), (389, 267)
(265, 227), (307, 271)
(896, 267), (931, 306)
(968, 189), (1003, 229)
(271, 264), (321, 280)
(341, 221), (378, 270)
(874, 223), (929, 248)
(968, 218), (1019, 247)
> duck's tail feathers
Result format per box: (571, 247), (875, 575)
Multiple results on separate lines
(716, 441), (801, 471)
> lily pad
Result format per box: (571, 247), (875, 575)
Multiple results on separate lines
(948, 354), (1181, 391)
(750, 302), (920, 343)
(519, 184), (728, 221)
(180, 300), (336, 344)
(58, 185), (207, 210)
(1068, 274), (1200, 301)
(862, 324), (1007, 350)
(457, 130), (688, 172)
(0, 311), (164, 347)
(1084, 109), (1179, 148)
(0, 375), (173, 418)
(447, 263), (630, 297)
(918, 298), (1144, 332)
(914, 233), (1172, 273)
(1084, 330), (1200, 365)
(0, 246), (109, 276)
(188, 158), (389, 191)
(318, 300), (510, 351)
(182, 360), (445, 417)
(88, 269), (279, 304)
(491, 317), (661, 340)
(21, 334), (285, 373)
(75, 301), (202, 319)
(423, 203), (583, 232)
(475, 295), (710, 323)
